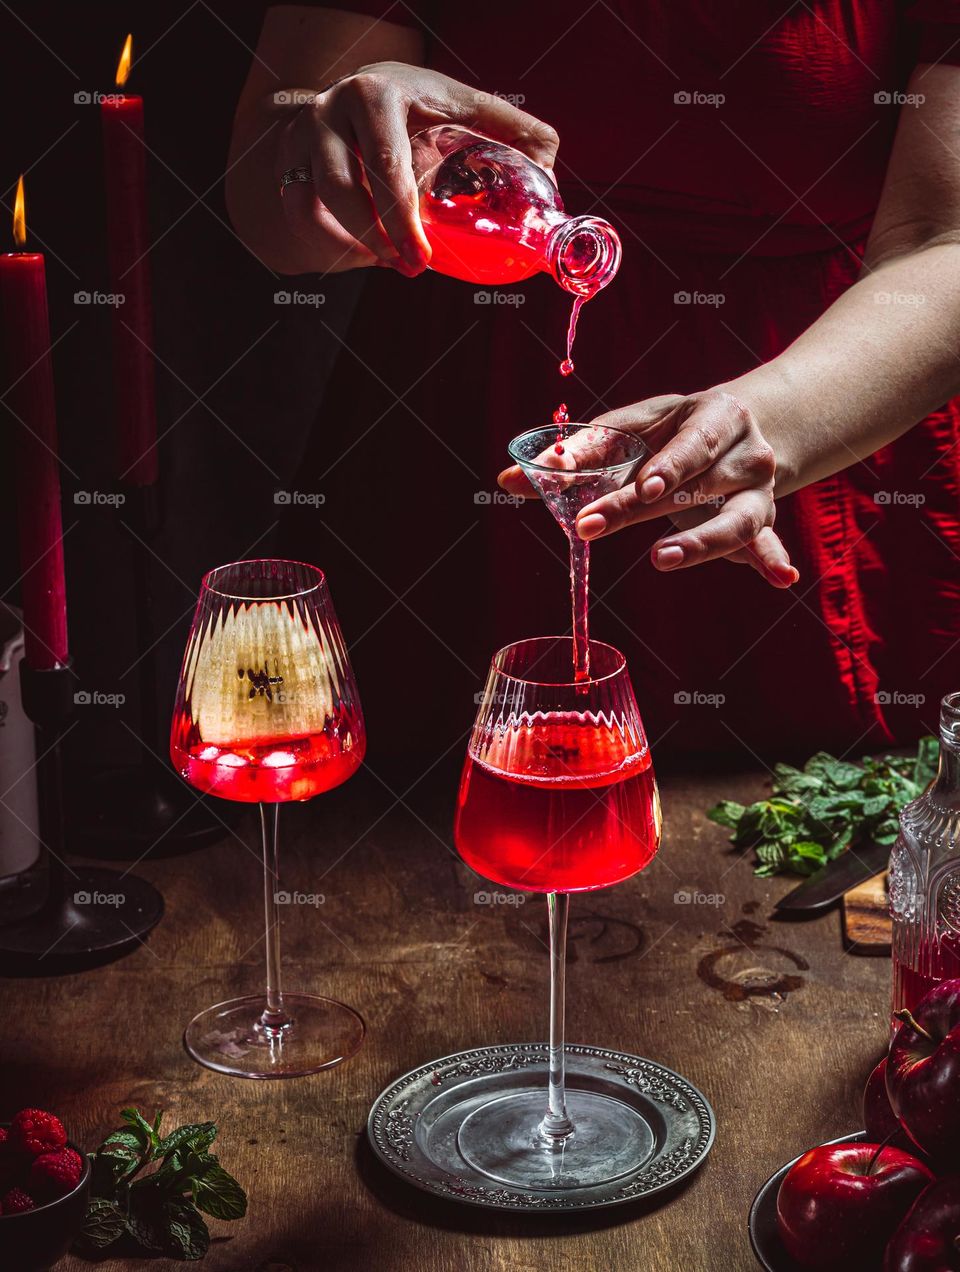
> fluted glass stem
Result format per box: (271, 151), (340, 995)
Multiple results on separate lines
(259, 802), (288, 1031)
(539, 891), (575, 1144)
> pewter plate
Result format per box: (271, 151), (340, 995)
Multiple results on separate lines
(366, 1042), (716, 1212)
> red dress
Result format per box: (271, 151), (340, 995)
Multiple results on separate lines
(319, 0), (960, 762)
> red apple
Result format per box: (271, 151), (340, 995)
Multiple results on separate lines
(865, 1057), (916, 1152)
(887, 980), (960, 1163)
(777, 1143), (934, 1270)
(884, 1176), (960, 1271)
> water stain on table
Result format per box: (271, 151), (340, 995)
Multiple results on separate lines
(697, 917), (809, 1006)
(506, 908), (646, 964)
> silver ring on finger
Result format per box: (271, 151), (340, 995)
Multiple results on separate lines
(280, 166), (313, 193)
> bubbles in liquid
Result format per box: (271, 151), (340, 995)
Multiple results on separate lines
(559, 358), (575, 377)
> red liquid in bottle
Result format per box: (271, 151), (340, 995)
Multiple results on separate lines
(170, 705), (365, 803)
(893, 935), (960, 1014)
(419, 138), (553, 285)
(455, 715), (660, 892)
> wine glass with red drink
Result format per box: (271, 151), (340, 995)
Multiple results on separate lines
(453, 635), (662, 1189)
(170, 559), (366, 1078)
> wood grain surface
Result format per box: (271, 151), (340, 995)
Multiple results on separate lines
(843, 872), (892, 953)
(0, 764), (893, 1272)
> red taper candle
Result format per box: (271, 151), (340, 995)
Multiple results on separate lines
(0, 177), (69, 669)
(101, 34), (158, 486)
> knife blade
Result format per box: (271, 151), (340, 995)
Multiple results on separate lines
(774, 840), (891, 914)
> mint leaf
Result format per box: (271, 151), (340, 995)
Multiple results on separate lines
(76, 1196), (125, 1250)
(121, 1107), (160, 1152)
(83, 1106), (246, 1261)
(786, 842), (830, 874)
(97, 1144), (142, 1185)
(707, 800), (746, 830)
(705, 737), (936, 878)
(125, 1203), (168, 1254)
(102, 1129), (142, 1151)
(157, 1122), (218, 1159)
(192, 1165), (247, 1220)
(164, 1201), (210, 1261)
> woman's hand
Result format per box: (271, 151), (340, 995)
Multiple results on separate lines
(499, 390), (799, 588)
(273, 62), (559, 274)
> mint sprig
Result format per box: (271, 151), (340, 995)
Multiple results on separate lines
(707, 737), (939, 876)
(74, 1108), (246, 1262)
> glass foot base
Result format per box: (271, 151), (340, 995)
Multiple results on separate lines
(457, 1089), (655, 1190)
(184, 993), (364, 1078)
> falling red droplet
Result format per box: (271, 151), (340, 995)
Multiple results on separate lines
(560, 358), (574, 377)
(555, 443), (565, 455)
(552, 402), (569, 425)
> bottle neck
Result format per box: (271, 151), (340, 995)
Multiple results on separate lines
(934, 692), (960, 793)
(546, 215), (622, 297)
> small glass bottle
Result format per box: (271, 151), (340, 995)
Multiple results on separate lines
(410, 126), (621, 296)
(890, 692), (960, 1015)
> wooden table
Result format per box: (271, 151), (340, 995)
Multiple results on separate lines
(3, 763), (890, 1271)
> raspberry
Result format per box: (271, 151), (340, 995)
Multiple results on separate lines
(2, 1187), (35, 1214)
(10, 1108), (66, 1157)
(30, 1147), (83, 1200)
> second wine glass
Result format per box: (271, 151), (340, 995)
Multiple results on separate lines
(453, 635), (662, 1190)
(170, 558), (365, 1078)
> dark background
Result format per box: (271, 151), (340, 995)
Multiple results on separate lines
(0, 1), (519, 795)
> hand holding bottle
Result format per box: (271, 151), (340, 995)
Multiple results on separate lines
(275, 62), (560, 275)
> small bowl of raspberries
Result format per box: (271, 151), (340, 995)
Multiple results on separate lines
(0, 1107), (90, 1271)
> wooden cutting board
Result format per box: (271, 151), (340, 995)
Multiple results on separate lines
(842, 870), (891, 952)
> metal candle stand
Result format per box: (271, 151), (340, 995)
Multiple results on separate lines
(0, 658), (163, 961)
(74, 484), (231, 857)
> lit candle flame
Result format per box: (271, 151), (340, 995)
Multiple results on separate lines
(13, 175), (25, 249)
(115, 33), (133, 89)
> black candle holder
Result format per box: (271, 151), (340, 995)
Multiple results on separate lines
(73, 483), (232, 858)
(0, 659), (163, 962)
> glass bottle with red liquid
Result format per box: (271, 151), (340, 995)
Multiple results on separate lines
(410, 125), (621, 371)
(891, 693), (960, 1015)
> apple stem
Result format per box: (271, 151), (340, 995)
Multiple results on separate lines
(866, 1129), (900, 1176)
(893, 1008), (934, 1043)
